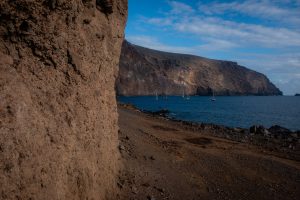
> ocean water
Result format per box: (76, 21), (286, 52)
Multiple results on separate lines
(118, 96), (300, 131)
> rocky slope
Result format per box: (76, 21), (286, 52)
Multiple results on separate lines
(117, 41), (282, 96)
(0, 0), (127, 200)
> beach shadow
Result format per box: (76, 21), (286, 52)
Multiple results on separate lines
(185, 137), (213, 145)
(152, 125), (178, 132)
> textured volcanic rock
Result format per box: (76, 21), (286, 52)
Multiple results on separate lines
(0, 0), (127, 199)
(117, 40), (282, 96)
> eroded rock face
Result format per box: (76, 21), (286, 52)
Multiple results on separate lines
(117, 40), (282, 96)
(0, 0), (127, 199)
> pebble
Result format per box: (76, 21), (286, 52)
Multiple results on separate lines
(150, 156), (155, 160)
(119, 145), (125, 151)
(147, 195), (155, 200)
(131, 186), (138, 194)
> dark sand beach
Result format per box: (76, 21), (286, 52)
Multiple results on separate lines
(117, 104), (300, 200)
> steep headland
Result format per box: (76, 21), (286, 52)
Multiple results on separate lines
(0, 0), (127, 199)
(117, 40), (282, 96)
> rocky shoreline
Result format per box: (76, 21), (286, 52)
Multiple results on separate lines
(117, 103), (300, 200)
(120, 103), (300, 161)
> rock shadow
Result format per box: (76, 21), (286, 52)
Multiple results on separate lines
(185, 137), (213, 145)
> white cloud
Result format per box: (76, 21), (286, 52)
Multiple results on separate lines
(235, 53), (300, 95)
(126, 35), (196, 54)
(273, 76), (300, 95)
(236, 53), (300, 71)
(168, 1), (195, 14)
(198, 0), (300, 26)
(146, 15), (300, 48)
(196, 38), (239, 51)
(142, 1), (300, 48)
(145, 17), (173, 26)
(126, 35), (240, 54)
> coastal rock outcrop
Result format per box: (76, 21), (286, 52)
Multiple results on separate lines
(0, 0), (127, 199)
(117, 40), (282, 96)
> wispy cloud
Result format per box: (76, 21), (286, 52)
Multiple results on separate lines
(198, 0), (300, 27)
(145, 2), (300, 48)
(174, 17), (300, 47)
(168, 0), (195, 14)
(145, 17), (173, 26)
(235, 53), (300, 95)
(127, 35), (240, 54)
(126, 35), (196, 54)
(273, 76), (300, 95)
(235, 53), (300, 73)
(197, 38), (239, 51)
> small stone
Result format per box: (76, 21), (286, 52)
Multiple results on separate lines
(249, 125), (257, 134)
(142, 183), (150, 187)
(117, 178), (125, 189)
(96, 33), (104, 40)
(96, 0), (113, 14)
(131, 186), (138, 194)
(83, 19), (91, 24)
(33, 49), (43, 57)
(150, 156), (155, 160)
(117, 182), (123, 189)
(147, 195), (155, 200)
(154, 186), (165, 193)
(119, 145), (125, 151)
(48, 0), (57, 9)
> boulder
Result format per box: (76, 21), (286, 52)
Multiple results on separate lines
(268, 125), (292, 139)
(249, 125), (270, 136)
(145, 109), (170, 117)
(268, 125), (291, 134)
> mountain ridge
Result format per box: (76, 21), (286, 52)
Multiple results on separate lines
(117, 40), (282, 96)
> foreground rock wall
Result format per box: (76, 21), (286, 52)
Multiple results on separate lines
(0, 0), (127, 199)
(117, 40), (282, 96)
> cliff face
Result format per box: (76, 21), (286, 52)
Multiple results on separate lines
(117, 41), (282, 96)
(0, 0), (127, 200)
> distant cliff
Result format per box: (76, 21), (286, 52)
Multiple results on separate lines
(117, 40), (282, 96)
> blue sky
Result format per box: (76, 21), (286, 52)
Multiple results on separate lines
(125, 0), (300, 95)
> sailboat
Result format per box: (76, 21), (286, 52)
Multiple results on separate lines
(182, 81), (185, 98)
(182, 82), (191, 100)
(186, 86), (190, 100)
(155, 91), (158, 100)
(211, 90), (216, 101)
